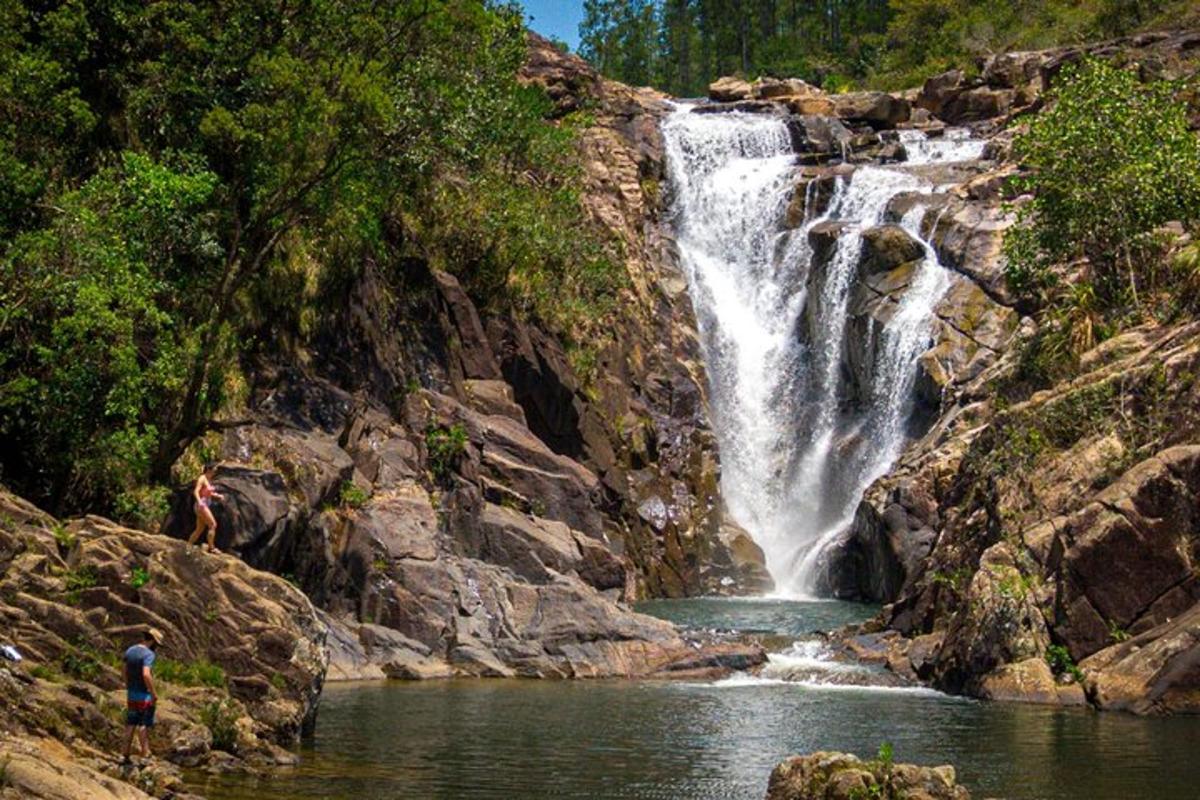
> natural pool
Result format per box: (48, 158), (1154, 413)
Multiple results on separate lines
(194, 599), (1200, 800)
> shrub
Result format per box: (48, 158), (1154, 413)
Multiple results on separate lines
(114, 485), (173, 532)
(200, 700), (239, 753)
(61, 650), (102, 682)
(426, 424), (470, 483)
(338, 481), (370, 510)
(28, 664), (57, 681)
(51, 523), (75, 552)
(62, 565), (98, 605)
(128, 567), (150, 590)
(154, 658), (226, 689)
(1004, 59), (1200, 310)
(1045, 644), (1085, 684)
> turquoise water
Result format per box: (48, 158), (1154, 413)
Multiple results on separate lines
(193, 599), (1200, 800)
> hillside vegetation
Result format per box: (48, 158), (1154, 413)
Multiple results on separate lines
(578, 0), (1200, 92)
(0, 0), (621, 517)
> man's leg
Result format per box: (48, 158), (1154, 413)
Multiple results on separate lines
(122, 724), (137, 761)
(138, 726), (151, 758)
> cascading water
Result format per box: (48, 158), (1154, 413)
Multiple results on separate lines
(662, 107), (984, 596)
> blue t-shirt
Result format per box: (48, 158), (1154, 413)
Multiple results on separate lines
(124, 644), (156, 702)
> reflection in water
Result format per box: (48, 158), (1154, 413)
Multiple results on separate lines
(194, 600), (1200, 800)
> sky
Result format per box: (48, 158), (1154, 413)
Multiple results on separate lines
(518, 1), (584, 51)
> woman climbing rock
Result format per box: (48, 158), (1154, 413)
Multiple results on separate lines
(187, 462), (225, 553)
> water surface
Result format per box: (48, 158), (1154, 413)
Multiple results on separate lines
(194, 599), (1200, 800)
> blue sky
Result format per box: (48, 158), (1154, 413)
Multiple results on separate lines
(519, 1), (584, 51)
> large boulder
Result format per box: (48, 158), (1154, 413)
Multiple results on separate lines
(751, 77), (821, 100)
(918, 69), (968, 118)
(859, 225), (925, 275)
(933, 543), (1052, 694)
(787, 115), (853, 160)
(708, 76), (753, 102)
(1082, 603), (1200, 715)
(831, 91), (911, 129)
(1048, 447), (1200, 665)
(767, 752), (971, 800)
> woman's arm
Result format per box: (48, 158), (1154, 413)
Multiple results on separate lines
(193, 475), (207, 502)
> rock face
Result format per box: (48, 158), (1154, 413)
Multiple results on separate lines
(766, 752), (971, 800)
(159, 375), (765, 681)
(917, 30), (1200, 124)
(0, 489), (329, 797)
(857, 321), (1200, 714)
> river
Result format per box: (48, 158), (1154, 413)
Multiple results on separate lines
(193, 598), (1200, 800)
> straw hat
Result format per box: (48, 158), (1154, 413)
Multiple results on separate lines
(145, 627), (164, 646)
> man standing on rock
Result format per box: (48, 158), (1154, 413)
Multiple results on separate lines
(121, 627), (162, 767)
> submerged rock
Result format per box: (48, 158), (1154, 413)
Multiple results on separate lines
(766, 751), (971, 800)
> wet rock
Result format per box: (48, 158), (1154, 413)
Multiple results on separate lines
(859, 225), (925, 275)
(786, 114), (852, 157)
(702, 518), (774, 596)
(786, 166), (852, 227)
(767, 751), (971, 800)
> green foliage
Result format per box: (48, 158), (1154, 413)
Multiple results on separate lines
(155, 657), (226, 688)
(0, 0), (619, 517)
(114, 485), (173, 533)
(61, 648), (102, 681)
(1, 152), (224, 510)
(577, 1), (1179, 93)
(128, 566), (150, 591)
(1045, 644), (1085, 683)
(270, 672), (288, 691)
(426, 423), (470, 483)
(200, 699), (240, 753)
(1108, 620), (1131, 643)
(51, 523), (75, 552)
(1003, 59), (1200, 311)
(339, 481), (371, 510)
(62, 564), (97, 605)
(877, 741), (894, 769)
(28, 664), (57, 681)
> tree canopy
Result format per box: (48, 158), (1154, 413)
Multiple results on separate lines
(577, 0), (1198, 93)
(0, 0), (619, 516)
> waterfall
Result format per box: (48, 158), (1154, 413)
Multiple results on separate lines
(662, 107), (984, 597)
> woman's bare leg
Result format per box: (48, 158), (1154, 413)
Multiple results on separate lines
(187, 511), (205, 546)
(199, 506), (220, 553)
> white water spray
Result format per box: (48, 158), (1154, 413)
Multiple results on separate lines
(663, 109), (983, 596)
